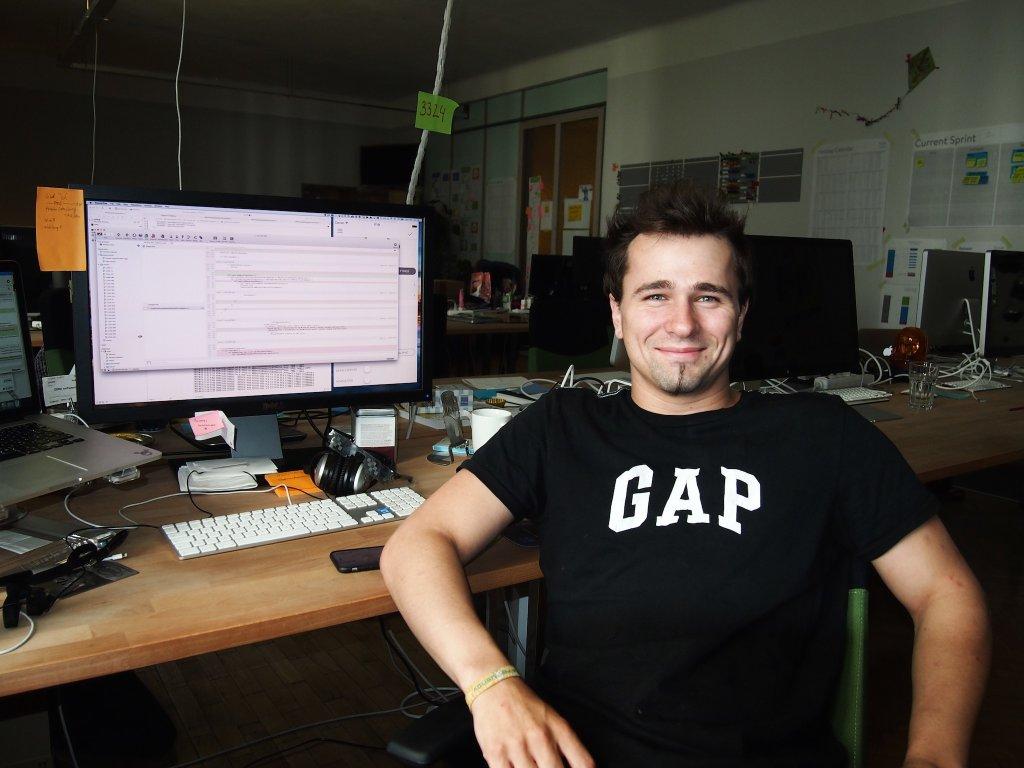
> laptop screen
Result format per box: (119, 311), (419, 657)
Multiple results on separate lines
(0, 269), (34, 416)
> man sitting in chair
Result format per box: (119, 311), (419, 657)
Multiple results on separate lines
(381, 182), (989, 768)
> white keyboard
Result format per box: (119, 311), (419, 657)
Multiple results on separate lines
(161, 486), (426, 560)
(820, 387), (892, 405)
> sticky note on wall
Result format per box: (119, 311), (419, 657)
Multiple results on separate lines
(415, 91), (459, 134)
(35, 187), (85, 271)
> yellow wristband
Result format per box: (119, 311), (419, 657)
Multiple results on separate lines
(464, 665), (520, 708)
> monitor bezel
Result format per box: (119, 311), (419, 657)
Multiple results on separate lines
(730, 235), (861, 381)
(71, 185), (436, 424)
(0, 259), (42, 421)
(983, 250), (1024, 357)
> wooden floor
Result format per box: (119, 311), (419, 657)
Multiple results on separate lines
(53, 467), (1023, 768)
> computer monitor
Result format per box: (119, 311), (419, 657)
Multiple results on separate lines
(731, 235), (859, 381)
(982, 250), (1024, 356)
(71, 187), (435, 424)
(0, 227), (52, 317)
(917, 250), (986, 355)
(528, 252), (609, 356)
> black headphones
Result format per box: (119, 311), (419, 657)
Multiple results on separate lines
(309, 428), (398, 497)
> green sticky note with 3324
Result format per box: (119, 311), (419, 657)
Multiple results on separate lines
(415, 91), (459, 134)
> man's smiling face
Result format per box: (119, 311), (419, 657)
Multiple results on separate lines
(610, 233), (747, 405)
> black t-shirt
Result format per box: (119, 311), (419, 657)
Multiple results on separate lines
(462, 389), (937, 767)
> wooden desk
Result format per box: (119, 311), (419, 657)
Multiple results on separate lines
(872, 383), (1024, 482)
(2, 384), (1022, 698)
(0, 425), (540, 698)
(445, 318), (530, 336)
(445, 318), (530, 374)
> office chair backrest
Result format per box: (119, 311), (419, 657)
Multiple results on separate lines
(831, 587), (868, 768)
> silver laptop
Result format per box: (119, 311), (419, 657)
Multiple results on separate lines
(0, 261), (161, 508)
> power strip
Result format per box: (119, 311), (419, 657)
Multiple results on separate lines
(812, 372), (865, 391)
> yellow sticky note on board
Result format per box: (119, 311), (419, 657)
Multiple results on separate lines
(35, 187), (85, 271)
(415, 91), (459, 134)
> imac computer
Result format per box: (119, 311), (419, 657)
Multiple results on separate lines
(71, 187), (435, 425)
(982, 250), (1024, 356)
(917, 250), (986, 355)
(730, 235), (860, 381)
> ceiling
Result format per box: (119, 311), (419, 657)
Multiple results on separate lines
(4, 1), (736, 106)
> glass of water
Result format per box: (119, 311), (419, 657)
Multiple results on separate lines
(907, 361), (939, 411)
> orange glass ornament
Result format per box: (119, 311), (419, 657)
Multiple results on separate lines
(891, 326), (929, 372)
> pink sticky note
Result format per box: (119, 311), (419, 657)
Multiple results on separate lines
(189, 411), (224, 438)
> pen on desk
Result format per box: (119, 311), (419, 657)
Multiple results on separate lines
(1009, 405), (1024, 412)
(103, 553), (127, 562)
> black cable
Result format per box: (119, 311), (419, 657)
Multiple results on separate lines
(53, 569), (88, 600)
(166, 703), (407, 768)
(302, 409), (326, 442)
(240, 735), (384, 768)
(184, 470), (215, 518)
(378, 617), (448, 705)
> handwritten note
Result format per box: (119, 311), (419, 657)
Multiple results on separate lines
(415, 91), (459, 134)
(189, 411), (224, 437)
(189, 410), (237, 449)
(35, 187), (86, 271)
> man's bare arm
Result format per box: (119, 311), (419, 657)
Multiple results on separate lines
(380, 469), (594, 768)
(872, 517), (991, 768)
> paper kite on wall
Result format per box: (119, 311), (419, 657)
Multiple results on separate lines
(816, 46), (938, 127)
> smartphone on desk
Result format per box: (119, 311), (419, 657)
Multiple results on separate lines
(330, 546), (384, 573)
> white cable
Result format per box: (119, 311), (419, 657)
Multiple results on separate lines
(90, 28), (98, 185)
(64, 490), (115, 529)
(762, 378), (796, 394)
(175, 0), (187, 191)
(0, 612), (35, 655)
(56, 412), (90, 428)
(117, 484), (308, 525)
(858, 347), (889, 385)
(559, 365), (575, 389)
(399, 688), (460, 719)
(406, 0), (454, 205)
(58, 702), (81, 768)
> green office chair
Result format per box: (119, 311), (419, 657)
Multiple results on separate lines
(387, 585), (869, 767)
(831, 586), (869, 768)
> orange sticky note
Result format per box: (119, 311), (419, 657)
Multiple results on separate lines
(35, 187), (86, 271)
(267, 470), (320, 498)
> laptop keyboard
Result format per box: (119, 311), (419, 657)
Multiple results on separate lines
(0, 422), (83, 462)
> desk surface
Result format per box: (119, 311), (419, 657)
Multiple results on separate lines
(446, 317), (530, 336)
(1, 381), (1022, 697)
(0, 425), (540, 698)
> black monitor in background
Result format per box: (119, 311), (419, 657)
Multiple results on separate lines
(70, 186), (436, 424)
(983, 250), (1024, 356)
(528, 252), (609, 356)
(730, 235), (859, 381)
(0, 227), (52, 316)
(569, 234), (604, 261)
(917, 250), (986, 355)
(360, 144), (418, 187)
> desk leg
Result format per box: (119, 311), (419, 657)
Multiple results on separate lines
(485, 582), (541, 680)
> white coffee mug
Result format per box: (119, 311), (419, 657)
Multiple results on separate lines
(470, 408), (512, 451)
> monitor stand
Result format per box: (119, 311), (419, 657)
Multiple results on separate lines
(172, 414), (303, 454)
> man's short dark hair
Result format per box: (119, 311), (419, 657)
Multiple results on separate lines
(603, 182), (752, 306)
